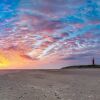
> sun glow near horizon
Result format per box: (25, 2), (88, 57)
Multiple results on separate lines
(0, 49), (44, 69)
(0, 53), (10, 69)
(0, 50), (27, 69)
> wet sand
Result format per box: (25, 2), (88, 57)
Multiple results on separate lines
(0, 69), (100, 100)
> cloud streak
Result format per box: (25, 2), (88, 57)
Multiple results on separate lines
(0, 0), (100, 68)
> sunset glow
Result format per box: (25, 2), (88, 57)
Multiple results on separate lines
(0, 52), (10, 68)
(0, 0), (100, 69)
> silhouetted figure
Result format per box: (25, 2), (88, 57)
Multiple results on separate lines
(92, 58), (95, 65)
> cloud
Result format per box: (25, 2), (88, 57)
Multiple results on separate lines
(0, 0), (100, 67)
(62, 49), (100, 61)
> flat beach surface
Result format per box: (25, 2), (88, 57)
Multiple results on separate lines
(0, 68), (100, 100)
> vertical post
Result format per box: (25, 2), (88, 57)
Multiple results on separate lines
(92, 58), (95, 65)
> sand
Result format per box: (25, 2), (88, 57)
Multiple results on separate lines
(0, 69), (100, 100)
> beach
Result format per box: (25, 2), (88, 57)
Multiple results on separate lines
(0, 69), (100, 100)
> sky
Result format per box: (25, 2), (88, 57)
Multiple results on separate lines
(0, 0), (100, 69)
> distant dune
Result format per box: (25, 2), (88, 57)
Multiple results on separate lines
(62, 65), (100, 69)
